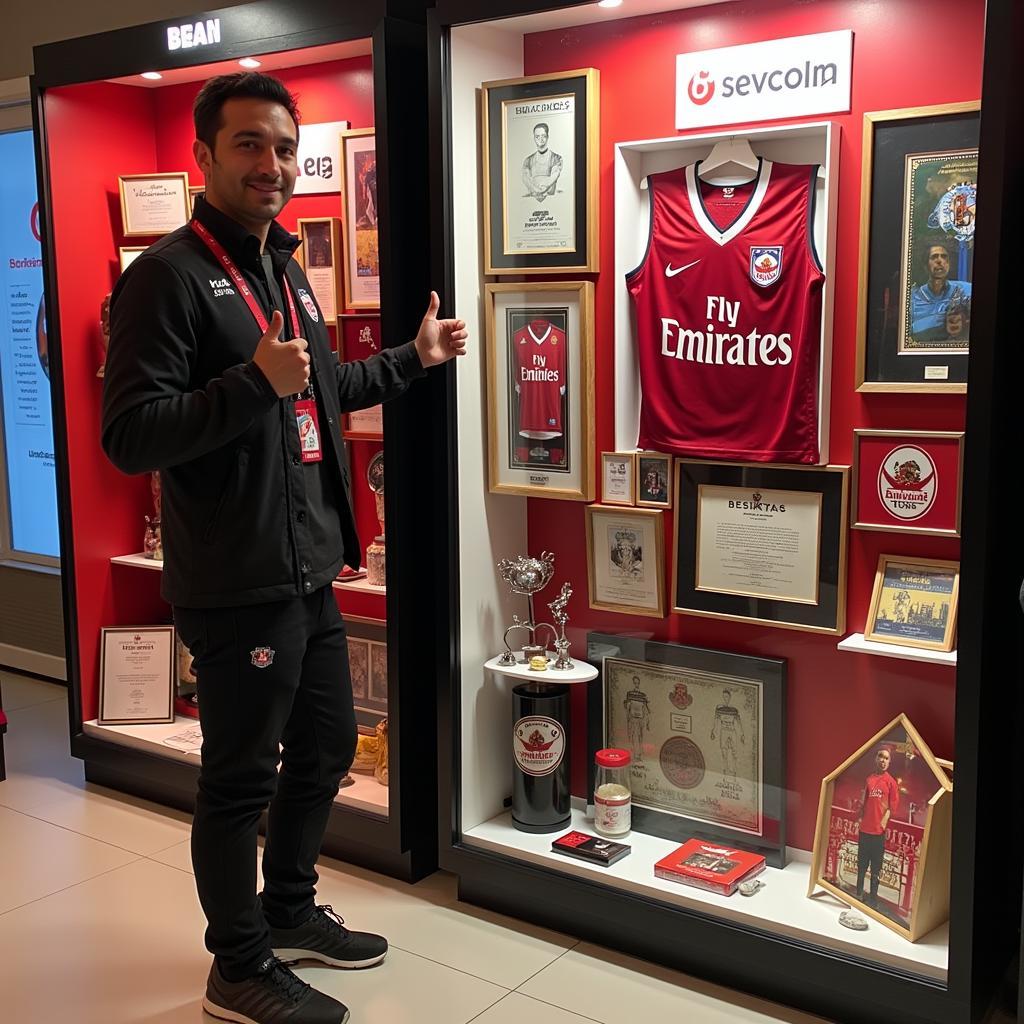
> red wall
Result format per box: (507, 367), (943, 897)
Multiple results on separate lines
(522, 0), (982, 850)
(47, 54), (383, 722)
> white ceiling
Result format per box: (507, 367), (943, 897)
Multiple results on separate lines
(496, 0), (736, 35)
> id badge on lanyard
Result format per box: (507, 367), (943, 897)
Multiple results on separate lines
(191, 220), (322, 462)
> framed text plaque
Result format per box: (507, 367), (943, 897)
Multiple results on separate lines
(98, 625), (175, 725)
(601, 451), (636, 506)
(118, 247), (146, 273)
(118, 172), (191, 237)
(296, 217), (342, 325)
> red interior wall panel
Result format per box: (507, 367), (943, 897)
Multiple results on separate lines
(523, 0), (982, 849)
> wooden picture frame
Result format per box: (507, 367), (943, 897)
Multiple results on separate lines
(636, 451), (673, 509)
(339, 128), (379, 310)
(188, 184), (204, 207)
(485, 281), (595, 501)
(809, 713), (953, 942)
(117, 172), (191, 237)
(856, 102), (979, 393)
(339, 313), (384, 440)
(295, 217), (342, 325)
(585, 505), (665, 618)
(346, 615), (387, 730)
(864, 555), (959, 652)
(118, 246), (146, 273)
(601, 451), (636, 506)
(481, 68), (599, 275)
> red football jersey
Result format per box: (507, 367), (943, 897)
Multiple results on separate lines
(513, 319), (567, 435)
(627, 159), (824, 463)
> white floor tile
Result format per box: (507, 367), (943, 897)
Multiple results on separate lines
(519, 943), (831, 1024)
(0, 804), (138, 914)
(473, 991), (599, 1024)
(0, 672), (66, 711)
(148, 839), (194, 874)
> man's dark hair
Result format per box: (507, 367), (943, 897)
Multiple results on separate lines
(193, 72), (301, 151)
(923, 238), (950, 274)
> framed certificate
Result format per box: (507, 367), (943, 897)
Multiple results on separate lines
(586, 505), (665, 618)
(118, 172), (191, 237)
(98, 625), (175, 725)
(346, 615), (387, 729)
(296, 217), (342, 325)
(636, 452), (672, 509)
(481, 68), (599, 275)
(587, 631), (787, 868)
(118, 247), (146, 273)
(673, 461), (849, 634)
(601, 451), (635, 506)
(864, 555), (959, 651)
(339, 313), (383, 440)
(339, 128), (379, 309)
(852, 429), (963, 537)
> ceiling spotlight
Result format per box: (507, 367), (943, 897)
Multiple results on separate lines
(239, 58), (262, 69)
(140, 72), (163, 80)
(598, 0), (624, 7)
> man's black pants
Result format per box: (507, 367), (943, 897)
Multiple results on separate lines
(856, 831), (886, 900)
(174, 585), (357, 979)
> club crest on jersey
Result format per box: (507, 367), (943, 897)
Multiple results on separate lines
(298, 288), (319, 323)
(750, 246), (783, 288)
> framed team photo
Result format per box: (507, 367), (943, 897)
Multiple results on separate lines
(585, 505), (665, 618)
(852, 429), (963, 537)
(339, 128), (379, 309)
(295, 217), (342, 325)
(864, 555), (959, 652)
(636, 452), (672, 509)
(481, 68), (599, 275)
(601, 451), (636, 506)
(339, 313), (383, 439)
(345, 615), (388, 729)
(856, 102), (979, 393)
(485, 281), (595, 501)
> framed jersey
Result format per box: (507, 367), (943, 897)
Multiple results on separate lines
(485, 281), (595, 500)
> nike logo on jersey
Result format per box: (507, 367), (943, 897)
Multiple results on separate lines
(665, 260), (701, 277)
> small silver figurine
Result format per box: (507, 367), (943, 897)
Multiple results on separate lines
(547, 582), (574, 670)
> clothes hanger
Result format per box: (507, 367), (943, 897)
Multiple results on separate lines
(698, 136), (760, 183)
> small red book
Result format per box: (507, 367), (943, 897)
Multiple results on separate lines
(654, 839), (766, 896)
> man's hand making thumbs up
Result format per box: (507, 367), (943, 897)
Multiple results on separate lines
(413, 291), (469, 368)
(252, 309), (311, 397)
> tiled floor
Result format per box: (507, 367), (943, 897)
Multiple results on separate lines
(0, 671), (854, 1023)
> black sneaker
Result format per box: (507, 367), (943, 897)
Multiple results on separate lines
(203, 956), (350, 1024)
(270, 904), (388, 969)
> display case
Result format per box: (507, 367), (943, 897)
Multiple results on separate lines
(34, 0), (442, 880)
(429, 0), (1024, 1020)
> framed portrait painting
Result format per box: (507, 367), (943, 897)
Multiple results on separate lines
(856, 102), (979, 392)
(481, 68), (599, 275)
(485, 281), (594, 501)
(636, 452), (672, 509)
(339, 128), (379, 309)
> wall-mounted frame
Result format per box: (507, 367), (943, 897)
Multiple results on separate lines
(117, 172), (191, 237)
(587, 632), (787, 868)
(852, 430), (964, 537)
(601, 451), (635, 506)
(339, 313), (383, 440)
(865, 555), (959, 652)
(485, 281), (594, 500)
(673, 461), (848, 634)
(585, 505), (665, 618)
(118, 246), (146, 273)
(188, 184), (204, 207)
(346, 615), (387, 730)
(296, 216), (342, 325)
(636, 451), (672, 509)
(481, 68), (599, 275)
(339, 127), (379, 310)
(856, 102), (980, 393)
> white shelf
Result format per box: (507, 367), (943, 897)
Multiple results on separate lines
(838, 633), (957, 667)
(484, 652), (598, 685)
(111, 553), (163, 571)
(83, 717), (388, 818)
(463, 807), (948, 981)
(332, 578), (386, 596)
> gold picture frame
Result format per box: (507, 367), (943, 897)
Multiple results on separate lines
(295, 217), (342, 325)
(586, 505), (665, 618)
(117, 172), (191, 238)
(635, 452), (673, 509)
(339, 127), (379, 310)
(864, 555), (959, 652)
(118, 246), (146, 273)
(601, 451), (636, 506)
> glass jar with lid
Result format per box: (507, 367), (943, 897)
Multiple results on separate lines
(594, 748), (631, 838)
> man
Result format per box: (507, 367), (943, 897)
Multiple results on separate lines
(856, 747), (901, 909)
(710, 688), (745, 779)
(623, 677), (651, 762)
(910, 241), (971, 341)
(521, 122), (563, 202)
(101, 73), (467, 1024)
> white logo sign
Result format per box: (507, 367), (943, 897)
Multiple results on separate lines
(167, 18), (220, 51)
(676, 30), (852, 130)
(513, 716), (565, 777)
(878, 445), (937, 521)
(292, 121), (351, 196)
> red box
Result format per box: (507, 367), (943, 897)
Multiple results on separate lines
(654, 839), (766, 896)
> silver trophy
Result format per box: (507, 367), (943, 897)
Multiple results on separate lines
(547, 582), (574, 670)
(496, 552), (575, 669)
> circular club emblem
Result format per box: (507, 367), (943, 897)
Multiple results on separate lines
(877, 445), (937, 522)
(513, 716), (565, 777)
(659, 736), (705, 790)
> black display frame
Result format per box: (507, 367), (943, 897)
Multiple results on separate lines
(33, 0), (443, 882)
(428, 1), (1024, 1022)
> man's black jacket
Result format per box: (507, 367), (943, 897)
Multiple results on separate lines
(102, 197), (424, 608)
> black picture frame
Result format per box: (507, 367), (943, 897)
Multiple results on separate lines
(673, 461), (849, 635)
(586, 631), (787, 868)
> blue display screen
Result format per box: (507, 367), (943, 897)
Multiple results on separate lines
(0, 127), (59, 559)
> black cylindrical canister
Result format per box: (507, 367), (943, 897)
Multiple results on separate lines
(512, 681), (570, 833)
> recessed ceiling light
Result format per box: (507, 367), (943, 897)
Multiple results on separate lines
(598, 0), (624, 7)
(239, 58), (262, 69)
(140, 72), (162, 80)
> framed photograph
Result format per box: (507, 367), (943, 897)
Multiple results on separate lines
(98, 625), (175, 725)
(673, 461), (849, 634)
(809, 714), (953, 942)
(346, 615), (387, 729)
(485, 281), (595, 500)
(481, 68), (599, 275)
(118, 172), (191, 237)
(296, 217), (342, 325)
(601, 451), (635, 506)
(587, 632), (787, 868)
(852, 429), (964, 537)
(585, 505), (665, 618)
(118, 247), (146, 273)
(636, 452), (673, 509)
(339, 313), (383, 440)
(856, 102), (979, 392)
(339, 128), (379, 309)
(864, 555), (959, 652)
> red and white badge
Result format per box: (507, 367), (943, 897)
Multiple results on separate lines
(295, 399), (323, 463)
